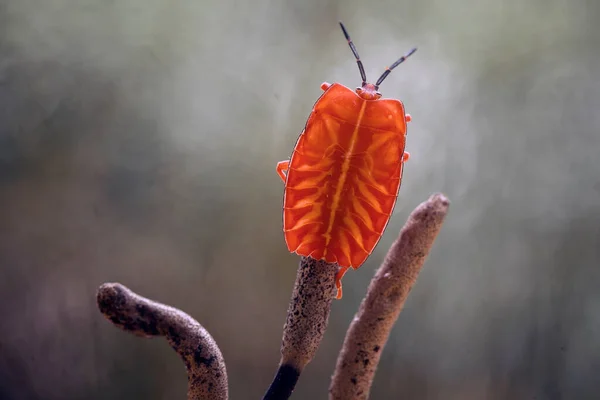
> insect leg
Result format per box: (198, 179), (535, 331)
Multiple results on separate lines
(276, 160), (290, 183)
(405, 113), (412, 122)
(321, 82), (332, 91)
(403, 152), (410, 162)
(334, 265), (351, 299)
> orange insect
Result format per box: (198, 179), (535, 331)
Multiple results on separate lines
(276, 22), (416, 299)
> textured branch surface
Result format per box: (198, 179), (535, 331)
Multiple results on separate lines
(97, 283), (228, 400)
(263, 257), (338, 400)
(329, 193), (450, 400)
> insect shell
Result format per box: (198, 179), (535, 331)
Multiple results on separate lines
(276, 22), (416, 299)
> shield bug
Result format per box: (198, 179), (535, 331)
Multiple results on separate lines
(276, 22), (416, 299)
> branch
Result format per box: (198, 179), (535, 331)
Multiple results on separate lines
(97, 283), (228, 400)
(329, 193), (450, 400)
(263, 257), (338, 400)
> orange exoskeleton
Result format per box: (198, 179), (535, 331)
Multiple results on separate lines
(276, 22), (417, 299)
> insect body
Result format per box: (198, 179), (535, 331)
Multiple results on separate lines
(276, 22), (416, 299)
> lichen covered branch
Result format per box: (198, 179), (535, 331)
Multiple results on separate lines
(329, 193), (450, 400)
(263, 257), (338, 400)
(97, 283), (228, 400)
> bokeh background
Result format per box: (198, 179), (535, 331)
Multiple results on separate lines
(1, 0), (599, 398)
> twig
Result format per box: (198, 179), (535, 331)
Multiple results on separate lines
(97, 283), (228, 400)
(329, 193), (450, 400)
(263, 257), (338, 400)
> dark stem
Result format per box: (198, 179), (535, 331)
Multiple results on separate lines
(262, 364), (300, 400)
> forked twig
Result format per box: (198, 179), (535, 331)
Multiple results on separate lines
(329, 193), (450, 399)
(96, 193), (449, 400)
(97, 283), (228, 400)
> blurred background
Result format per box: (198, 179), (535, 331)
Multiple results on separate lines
(1, 0), (599, 398)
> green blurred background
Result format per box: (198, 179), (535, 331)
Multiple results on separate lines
(1, 0), (599, 398)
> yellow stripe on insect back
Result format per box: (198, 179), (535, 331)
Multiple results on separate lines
(322, 101), (367, 253)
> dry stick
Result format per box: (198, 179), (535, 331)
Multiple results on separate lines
(329, 193), (450, 400)
(97, 283), (228, 400)
(263, 257), (338, 400)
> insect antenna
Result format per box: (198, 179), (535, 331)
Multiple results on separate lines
(375, 47), (417, 90)
(339, 21), (367, 86)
